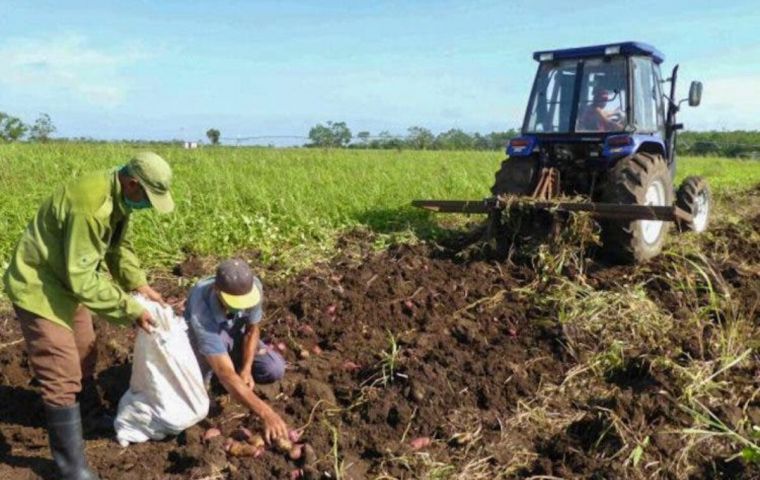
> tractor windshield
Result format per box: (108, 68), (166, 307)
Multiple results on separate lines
(525, 57), (628, 134)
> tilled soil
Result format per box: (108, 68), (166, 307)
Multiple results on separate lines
(1, 188), (759, 479)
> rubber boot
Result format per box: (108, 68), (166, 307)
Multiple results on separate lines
(78, 377), (114, 434)
(45, 403), (100, 480)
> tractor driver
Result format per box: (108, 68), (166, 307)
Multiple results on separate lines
(578, 87), (625, 132)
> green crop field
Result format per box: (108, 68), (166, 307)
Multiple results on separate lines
(1, 143), (759, 278)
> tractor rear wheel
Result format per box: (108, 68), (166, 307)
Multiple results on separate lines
(676, 176), (711, 233)
(600, 152), (673, 264)
(490, 157), (539, 196)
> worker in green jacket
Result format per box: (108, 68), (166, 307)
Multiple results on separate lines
(2, 152), (174, 480)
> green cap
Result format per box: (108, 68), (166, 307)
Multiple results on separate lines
(127, 152), (174, 214)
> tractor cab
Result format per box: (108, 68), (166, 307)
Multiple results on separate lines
(525, 43), (664, 135)
(510, 42), (702, 171)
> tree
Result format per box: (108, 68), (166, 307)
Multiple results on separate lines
(472, 133), (490, 151)
(407, 126), (435, 150)
(29, 113), (56, 142)
(356, 131), (371, 145)
(206, 128), (221, 145)
(0, 112), (28, 142)
(307, 121), (352, 148)
(434, 129), (473, 150)
(374, 130), (403, 150)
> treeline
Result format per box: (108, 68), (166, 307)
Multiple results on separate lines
(678, 131), (760, 158)
(306, 121), (519, 151)
(3, 110), (759, 158)
(306, 121), (760, 157)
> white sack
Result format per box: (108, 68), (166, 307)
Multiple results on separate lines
(114, 295), (209, 446)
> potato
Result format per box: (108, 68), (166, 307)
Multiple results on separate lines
(247, 433), (266, 449)
(288, 429), (302, 443)
(342, 361), (360, 372)
(274, 437), (293, 453)
(227, 440), (259, 457)
(409, 436), (432, 450)
(224, 437), (235, 452)
(288, 444), (303, 461)
(203, 427), (221, 442)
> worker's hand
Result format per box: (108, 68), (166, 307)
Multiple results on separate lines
(239, 370), (255, 390)
(134, 309), (157, 334)
(261, 409), (289, 445)
(136, 285), (165, 306)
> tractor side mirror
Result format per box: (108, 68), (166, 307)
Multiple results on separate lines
(688, 81), (703, 107)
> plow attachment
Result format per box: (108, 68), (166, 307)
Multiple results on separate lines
(412, 198), (694, 223)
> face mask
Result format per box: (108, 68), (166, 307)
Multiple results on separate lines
(124, 196), (152, 210)
(120, 165), (152, 210)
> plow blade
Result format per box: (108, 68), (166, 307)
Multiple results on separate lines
(412, 199), (693, 223)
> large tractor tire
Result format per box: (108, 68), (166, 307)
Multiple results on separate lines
(490, 157), (539, 196)
(676, 176), (711, 233)
(484, 157), (539, 250)
(600, 152), (674, 264)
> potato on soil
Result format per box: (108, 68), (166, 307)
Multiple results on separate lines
(247, 433), (266, 449)
(289, 444), (303, 460)
(203, 427), (221, 442)
(409, 437), (432, 450)
(342, 360), (361, 372)
(227, 440), (261, 457)
(274, 437), (294, 453)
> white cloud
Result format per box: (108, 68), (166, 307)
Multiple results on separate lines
(0, 34), (150, 107)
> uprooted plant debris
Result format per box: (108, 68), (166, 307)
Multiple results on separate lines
(1, 187), (759, 479)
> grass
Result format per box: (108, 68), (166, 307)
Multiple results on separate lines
(1, 143), (759, 285)
(0, 143), (495, 279)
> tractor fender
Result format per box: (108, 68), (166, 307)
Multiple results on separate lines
(603, 134), (666, 164)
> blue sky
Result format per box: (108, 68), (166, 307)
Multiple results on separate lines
(1, 0), (759, 143)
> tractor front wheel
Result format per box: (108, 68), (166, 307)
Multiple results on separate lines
(600, 152), (674, 264)
(676, 176), (711, 233)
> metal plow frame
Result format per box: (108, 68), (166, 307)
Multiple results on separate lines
(412, 197), (694, 223)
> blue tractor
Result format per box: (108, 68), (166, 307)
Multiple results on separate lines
(414, 41), (710, 263)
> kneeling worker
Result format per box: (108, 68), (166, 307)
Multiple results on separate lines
(184, 258), (289, 443)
